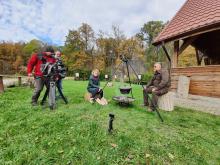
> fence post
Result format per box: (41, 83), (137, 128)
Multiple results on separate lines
(18, 76), (22, 86)
(0, 76), (4, 93)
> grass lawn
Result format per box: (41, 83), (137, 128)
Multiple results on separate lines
(0, 80), (219, 164)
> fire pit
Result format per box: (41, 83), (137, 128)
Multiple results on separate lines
(119, 86), (132, 94)
(112, 96), (135, 105)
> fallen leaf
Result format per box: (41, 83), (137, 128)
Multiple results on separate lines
(168, 153), (174, 160)
(110, 143), (118, 148)
(128, 154), (134, 159)
(145, 153), (150, 158)
(125, 158), (131, 162)
(125, 154), (134, 161)
(58, 150), (64, 154)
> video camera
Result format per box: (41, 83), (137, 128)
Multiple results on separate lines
(40, 54), (66, 81)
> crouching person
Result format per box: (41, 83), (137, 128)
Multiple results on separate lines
(87, 69), (108, 105)
(143, 62), (170, 111)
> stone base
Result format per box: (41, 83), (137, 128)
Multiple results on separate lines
(173, 93), (220, 115)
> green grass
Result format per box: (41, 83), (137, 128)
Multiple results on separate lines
(0, 80), (219, 164)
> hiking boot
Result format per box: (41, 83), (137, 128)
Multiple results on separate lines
(148, 106), (156, 112)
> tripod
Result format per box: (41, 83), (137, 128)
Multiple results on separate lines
(41, 77), (68, 110)
(103, 56), (164, 122)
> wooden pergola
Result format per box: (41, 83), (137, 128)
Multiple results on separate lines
(153, 0), (220, 98)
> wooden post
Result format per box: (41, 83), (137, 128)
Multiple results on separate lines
(18, 76), (22, 86)
(195, 48), (202, 66)
(0, 76), (4, 93)
(173, 41), (179, 68)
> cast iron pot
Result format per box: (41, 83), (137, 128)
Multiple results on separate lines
(119, 86), (132, 94)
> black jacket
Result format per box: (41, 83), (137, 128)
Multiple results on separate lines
(147, 69), (171, 90)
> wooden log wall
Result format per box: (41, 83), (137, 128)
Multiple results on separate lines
(171, 65), (220, 98)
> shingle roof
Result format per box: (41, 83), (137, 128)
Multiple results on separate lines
(153, 0), (220, 45)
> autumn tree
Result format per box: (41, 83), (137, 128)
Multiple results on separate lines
(63, 23), (96, 73)
(0, 41), (26, 74)
(136, 21), (168, 72)
(23, 39), (44, 65)
(136, 21), (165, 47)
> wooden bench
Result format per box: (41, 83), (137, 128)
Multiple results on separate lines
(158, 92), (174, 111)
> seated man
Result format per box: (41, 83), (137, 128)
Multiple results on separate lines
(143, 62), (170, 111)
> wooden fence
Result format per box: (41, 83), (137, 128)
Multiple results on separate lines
(0, 75), (28, 93)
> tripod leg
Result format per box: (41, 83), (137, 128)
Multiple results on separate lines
(102, 61), (123, 91)
(57, 85), (68, 104)
(41, 85), (49, 105)
(49, 81), (56, 110)
(125, 61), (134, 98)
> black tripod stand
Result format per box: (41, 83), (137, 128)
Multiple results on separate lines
(41, 77), (68, 110)
(103, 56), (164, 122)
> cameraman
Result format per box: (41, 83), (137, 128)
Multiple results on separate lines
(27, 46), (56, 106)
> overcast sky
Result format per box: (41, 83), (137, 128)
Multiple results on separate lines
(0, 0), (185, 45)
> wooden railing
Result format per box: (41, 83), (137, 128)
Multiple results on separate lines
(0, 75), (27, 93)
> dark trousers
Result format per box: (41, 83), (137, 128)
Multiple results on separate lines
(32, 77), (45, 103)
(93, 89), (103, 100)
(143, 86), (168, 109)
(56, 79), (63, 96)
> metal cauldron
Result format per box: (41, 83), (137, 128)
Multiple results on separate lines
(119, 86), (132, 94)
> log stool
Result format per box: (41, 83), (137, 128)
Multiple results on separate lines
(84, 92), (92, 101)
(158, 92), (174, 111)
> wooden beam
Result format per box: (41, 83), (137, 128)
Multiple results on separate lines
(18, 76), (22, 86)
(195, 49), (202, 66)
(179, 36), (198, 55)
(162, 44), (172, 74)
(173, 41), (179, 68)
(162, 44), (171, 62)
(0, 76), (4, 93)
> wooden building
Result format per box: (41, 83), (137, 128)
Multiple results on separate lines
(153, 0), (220, 100)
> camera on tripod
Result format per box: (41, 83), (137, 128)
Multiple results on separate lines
(119, 54), (129, 62)
(41, 55), (66, 81)
(40, 53), (68, 110)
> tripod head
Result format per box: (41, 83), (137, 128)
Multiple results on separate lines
(119, 54), (129, 63)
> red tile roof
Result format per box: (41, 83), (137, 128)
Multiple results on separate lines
(153, 0), (220, 45)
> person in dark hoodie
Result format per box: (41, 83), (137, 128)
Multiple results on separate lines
(87, 69), (108, 105)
